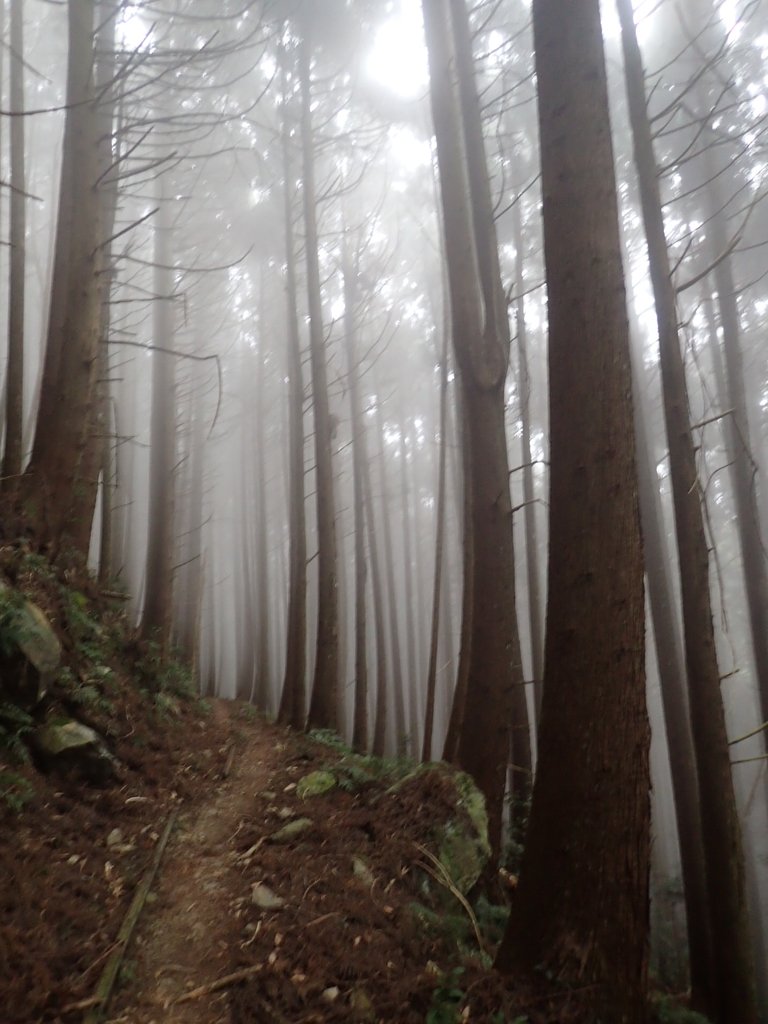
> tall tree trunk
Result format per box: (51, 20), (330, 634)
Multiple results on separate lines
(512, 197), (544, 726)
(22, 0), (106, 557)
(497, 1), (650, 1019)
(617, 2), (758, 1018)
(364, 427), (389, 758)
(442, 386), (471, 763)
(423, 328), (450, 761)
(705, 171), (768, 760)
(2, 0), (25, 488)
(298, 29), (339, 732)
(78, 3), (119, 563)
(423, 0), (523, 861)
(277, 83), (308, 730)
(342, 242), (369, 753)
(702, 287), (768, 1011)
(376, 403), (408, 754)
(632, 345), (713, 1010)
(253, 331), (271, 708)
(141, 186), (176, 655)
(399, 424), (419, 756)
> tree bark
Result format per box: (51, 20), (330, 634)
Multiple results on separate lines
(141, 185), (176, 656)
(497, 2), (650, 1020)
(298, 29), (339, 732)
(632, 345), (713, 1010)
(423, 328), (450, 761)
(342, 240), (369, 753)
(511, 197), (543, 726)
(423, 0), (523, 861)
(3, 0), (26, 488)
(22, 0), (107, 557)
(277, 85), (308, 730)
(376, 402), (408, 754)
(616, 2), (758, 1018)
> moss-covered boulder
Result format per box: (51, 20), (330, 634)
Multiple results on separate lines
(0, 584), (61, 708)
(32, 719), (117, 784)
(296, 770), (336, 798)
(389, 764), (490, 894)
(437, 769), (491, 893)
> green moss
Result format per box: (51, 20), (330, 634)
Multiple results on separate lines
(296, 770), (336, 798)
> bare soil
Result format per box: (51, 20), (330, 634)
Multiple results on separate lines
(1, 692), (527, 1024)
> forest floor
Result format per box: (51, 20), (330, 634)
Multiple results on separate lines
(0, 552), (692, 1024)
(2, 686), (525, 1024)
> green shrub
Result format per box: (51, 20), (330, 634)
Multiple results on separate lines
(0, 769), (33, 812)
(0, 701), (33, 762)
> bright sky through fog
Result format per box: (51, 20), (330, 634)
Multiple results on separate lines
(366, 0), (429, 99)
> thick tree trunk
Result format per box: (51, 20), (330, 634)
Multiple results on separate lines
(497, 2), (650, 1021)
(617, 2), (758, 1019)
(22, 0), (106, 557)
(298, 30), (339, 732)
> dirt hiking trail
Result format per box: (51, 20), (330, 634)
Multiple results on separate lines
(107, 705), (280, 1023)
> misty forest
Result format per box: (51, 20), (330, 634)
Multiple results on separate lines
(1, 0), (768, 1022)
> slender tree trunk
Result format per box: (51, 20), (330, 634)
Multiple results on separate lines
(423, 329), (450, 761)
(497, 1), (650, 1019)
(343, 242), (369, 753)
(298, 29), (339, 732)
(175, 372), (205, 664)
(3, 0), (25, 488)
(364, 431), (389, 758)
(617, 3), (758, 1018)
(253, 330), (271, 708)
(512, 198), (544, 725)
(632, 345), (713, 1010)
(442, 383), (472, 763)
(705, 173), (768, 755)
(423, 0), (523, 860)
(376, 403), (408, 754)
(277, 84), (308, 731)
(398, 424), (419, 756)
(141, 186), (176, 655)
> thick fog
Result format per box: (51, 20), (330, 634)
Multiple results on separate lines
(4, 0), (768, 1008)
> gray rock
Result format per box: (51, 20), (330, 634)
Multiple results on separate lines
(33, 719), (117, 784)
(251, 883), (285, 910)
(270, 817), (313, 843)
(352, 857), (375, 887)
(0, 586), (61, 708)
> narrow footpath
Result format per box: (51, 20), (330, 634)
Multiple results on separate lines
(106, 707), (280, 1024)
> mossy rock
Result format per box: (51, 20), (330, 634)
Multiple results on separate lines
(296, 770), (336, 798)
(438, 769), (490, 893)
(0, 585), (61, 708)
(270, 817), (313, 843)
(389, 764), (490, 894)
(32, 719), (117, 784)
